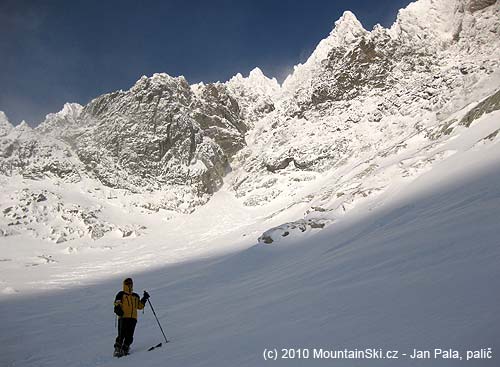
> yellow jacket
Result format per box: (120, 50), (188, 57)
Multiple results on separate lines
(114, 281), (145, 319)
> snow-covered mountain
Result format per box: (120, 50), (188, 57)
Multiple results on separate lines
(1, 0), (500, 366)
(1, 0), (499, 244)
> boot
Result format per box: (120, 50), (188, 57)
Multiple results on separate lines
(113, 343), (123, 357)
(121, 344), (130, 356)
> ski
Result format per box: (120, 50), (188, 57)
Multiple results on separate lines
(148, 342), (164, 351)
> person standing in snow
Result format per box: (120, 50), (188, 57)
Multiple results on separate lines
(113, 278), (150, 357)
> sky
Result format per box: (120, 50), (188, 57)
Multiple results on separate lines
(0, 0), (413, 126)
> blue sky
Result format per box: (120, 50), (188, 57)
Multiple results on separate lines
(0, 0), (412, 126)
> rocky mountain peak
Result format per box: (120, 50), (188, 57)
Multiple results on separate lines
(0, 111), (13, 137)
(248, 67), (279, 85)
(330, 11), (367, 45)
(57, 102), (83, 119)
(228, 67), (279, 96)
(226, 67), (280, 125)
(281, 10), (368, 99)
(389, 0), (461, 45)
(37, 103), (83, 135)
(388, 0), (498, 49)
(131, 73), (190, 95)
(15, 121), (32, 133)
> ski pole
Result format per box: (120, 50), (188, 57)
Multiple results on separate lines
(147, 298), (169, 343)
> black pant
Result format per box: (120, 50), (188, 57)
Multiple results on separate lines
(115, 317), (137, 350)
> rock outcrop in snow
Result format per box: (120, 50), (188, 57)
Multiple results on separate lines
(1, 189), (113, 243)
(0, 118), (82, 182)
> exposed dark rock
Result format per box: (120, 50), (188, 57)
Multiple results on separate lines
(482, 128), (499, 141)
(265, 157), (294, 172)
(258, 219), (331, 244)
(460, 89), (500, 127)
(36, 193), (47, 202)
(468, 0), (496, 12)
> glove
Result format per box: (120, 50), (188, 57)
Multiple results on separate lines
(140, 290), (150, 305)
(114, 304), (124, 316)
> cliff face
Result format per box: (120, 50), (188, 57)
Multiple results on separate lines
(68, 74), (244, 197)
